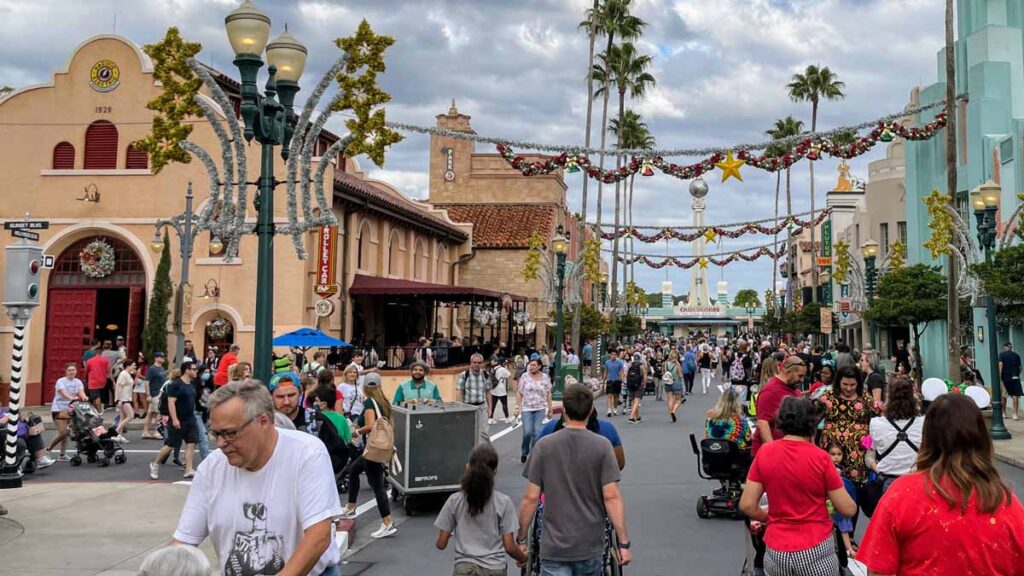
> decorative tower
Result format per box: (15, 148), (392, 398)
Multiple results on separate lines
(716, 280), (729, 307)
(661, 280), (673, 309)
(686, 178), (713, 307)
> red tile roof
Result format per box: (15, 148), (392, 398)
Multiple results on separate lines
(441, 204), (558, 249)
(333, 172), (469, 241)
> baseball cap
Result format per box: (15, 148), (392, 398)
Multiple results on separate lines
(153, 351), (166, 358)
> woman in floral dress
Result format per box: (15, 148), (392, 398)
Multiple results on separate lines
(819, 364), (877, 516)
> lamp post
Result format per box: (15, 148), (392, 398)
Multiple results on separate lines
(551, 226), (570, 400)
(224, 0), (308, 382)
(972, 180), (1010, 439)
(151, 183), (215, 363)
(862, 239), (879, 349)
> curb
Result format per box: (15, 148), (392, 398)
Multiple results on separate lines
(994, 451), (1024, 470)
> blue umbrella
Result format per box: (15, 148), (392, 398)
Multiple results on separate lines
(272, 328), (349, 349)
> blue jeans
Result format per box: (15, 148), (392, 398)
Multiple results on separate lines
(194, 416), (210, 460)
(521, 410), (545, 456)
(540, 559), (603, 576)
(319, 564), (340, 576)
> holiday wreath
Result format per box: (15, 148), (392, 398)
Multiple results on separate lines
(79, 240), (116, 278)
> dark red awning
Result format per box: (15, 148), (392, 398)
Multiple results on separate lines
(348, 274), (526, 302)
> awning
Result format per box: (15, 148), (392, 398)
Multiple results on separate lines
(348, 274), (526, 302)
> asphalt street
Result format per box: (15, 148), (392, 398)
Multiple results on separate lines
(19, 378), (1024, 576)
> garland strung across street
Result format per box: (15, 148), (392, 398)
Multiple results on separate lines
(595, 208), (831, 243)
(608, 242), (786, 269)
(495, 112), (946, 184)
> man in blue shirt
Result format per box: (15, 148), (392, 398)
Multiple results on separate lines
(582, 340), (593, 376)
(999, 342), (1023, 420)
(682, 345), (697, 395)
(537, 413), (625, 470)
(603, 350), (626, 417)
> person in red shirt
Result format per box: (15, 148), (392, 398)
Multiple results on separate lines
(740, 396), (856, 575)
(85, 352), (110, 411)
(213, 344), (240, 387)
(752, 355), (806, 457)
(857, 393), (1024, 575)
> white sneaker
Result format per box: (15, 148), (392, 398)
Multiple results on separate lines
(149, 462), (159, 480)
(36, 456), (55, 469)
(371, 522), (397, 538)
(487, 418), (496, 425)
(114, 434), (129, 444)
(339, 507), (357, 518)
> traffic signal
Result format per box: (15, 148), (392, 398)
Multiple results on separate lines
(4, 243), (44, 309)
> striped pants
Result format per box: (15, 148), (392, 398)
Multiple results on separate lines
(764, 536), (840, 576)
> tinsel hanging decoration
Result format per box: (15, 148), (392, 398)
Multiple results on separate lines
(924, 189), (955, 259)
(596, 209), (831, 243)
(522, 232), (544, 281)
(888, 241), (906, 271)
(615, 244), (787, 269)
(833, 240), (850, 284)
(581, 237), (602, 283)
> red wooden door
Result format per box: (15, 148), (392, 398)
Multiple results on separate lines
(125, 286), (145, 359)
(43, 290), (96, 403)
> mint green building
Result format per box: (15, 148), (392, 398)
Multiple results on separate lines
(906, 0), (1024, 381)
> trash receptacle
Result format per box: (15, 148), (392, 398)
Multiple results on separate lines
(553, 363), (581, 400)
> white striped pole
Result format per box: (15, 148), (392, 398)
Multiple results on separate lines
(0, 321), (25, 487)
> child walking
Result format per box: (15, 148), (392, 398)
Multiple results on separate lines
(827, 443), (857, 557)
(435, 443), (527, 575)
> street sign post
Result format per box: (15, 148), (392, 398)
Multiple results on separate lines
(11, 229), (39, 241)
(3, 221), (49, 231)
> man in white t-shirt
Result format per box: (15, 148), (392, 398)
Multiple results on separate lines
(173, 381), (343, 576)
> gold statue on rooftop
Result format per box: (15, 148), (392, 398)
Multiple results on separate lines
(834, 161), (853, 192)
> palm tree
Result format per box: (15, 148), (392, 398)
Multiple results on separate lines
(606, 42), (655, 312)
(944, 0), (960, 378)
(787, 65), (845, 303)
(609, 111), (655, 289)
(766, 116), (804, 308)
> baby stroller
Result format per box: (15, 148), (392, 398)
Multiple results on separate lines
(688, 433), (750, 519)
(68, 401), (126, 467)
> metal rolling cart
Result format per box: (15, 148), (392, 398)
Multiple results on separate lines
(388, 401), (481, 514)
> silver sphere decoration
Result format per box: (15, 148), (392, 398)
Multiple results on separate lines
(689, 177), (709, 198)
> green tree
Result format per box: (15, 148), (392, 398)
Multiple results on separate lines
(864, 264), (947, 384)
(765, 115), (804, 304)
(610, 313), (641, 338)
(645, 292), (665, 309)
(733, 289), (761, 309)
(784, 302), (832, 336)
(787, 65), (845, 303)
(0, 85), (13, 97)
(971, 245), (1024, 324)
(143, 231), (173, 360)
(578, 304), (608, 343)
(609, 109), (655, 288)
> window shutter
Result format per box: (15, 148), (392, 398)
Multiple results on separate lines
(84, 121), (118, 169)
(52, 142), (75, 169)
(125, 144), (148, 169)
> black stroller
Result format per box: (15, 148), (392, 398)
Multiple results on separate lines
(68, 401), (126, 467)
(688, 433), (750, 519)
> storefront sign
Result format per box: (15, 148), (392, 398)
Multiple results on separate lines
(315, 225), (338, 297)
(442, 147), (455, 182)
(673, 305), (725, 318)
(820, 307), (833, 334)
(89, 60), (120, 92)
(821, 219), (833, 306)
(314, 299), (334, 318)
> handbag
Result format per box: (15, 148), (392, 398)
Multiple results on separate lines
(363, 398), (395, 464)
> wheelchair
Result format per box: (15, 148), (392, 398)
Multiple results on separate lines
(688, 433), (751, 520)
(521, 500), (623, 576)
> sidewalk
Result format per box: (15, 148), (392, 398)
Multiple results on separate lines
(992, 414), (1024, 469)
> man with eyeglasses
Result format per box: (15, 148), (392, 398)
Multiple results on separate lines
(751, 355), (807, 458)
(172, 380), (343, 576)
(150, 361), (200, 480)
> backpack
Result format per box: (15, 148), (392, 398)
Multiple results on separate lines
(158, 382), (171, 416)
(626, 362), (643, 388)
(363, 398), (395, 464)
(729, 355), (747, 382)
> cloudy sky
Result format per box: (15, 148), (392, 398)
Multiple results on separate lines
(0, 0), (948, 300)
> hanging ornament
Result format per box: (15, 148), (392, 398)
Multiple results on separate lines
(641, 161), (654, 176)
(703, 229), (718, 243)
(566, 157), (580, 173)
(806, 143), (822, 161)
(879, 127), (895, 142)
(698, 257), (709, 269)
(714, 150), (745, 182)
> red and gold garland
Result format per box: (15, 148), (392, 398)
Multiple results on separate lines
(496, 112), (946, 184)
(619, 245), (786, 269)
(599, 209), (831, 243)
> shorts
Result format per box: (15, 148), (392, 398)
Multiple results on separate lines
(52, 410), (69, 422)
(606, 381), (622, 396)
(627, 385), (642, 403)
(667, 382), (683, 394)
(453, 562), (507, 576)
(164, 420), (199, 448)
(1004, 376), (1023, 397)
(583, 359), (592, 367)
(87, 388), (105, 402)
(148, 395), (161, 415)
(133, 382), (146, 393)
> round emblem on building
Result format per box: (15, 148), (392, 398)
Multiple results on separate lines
(89, 60), (120, 92)
(444, 170), (455, 182)
(314, 299), (334, 318)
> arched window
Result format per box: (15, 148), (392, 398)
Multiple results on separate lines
(413, 239), (428, 281)
(52, 142), (75, 169)
(125, 144), (148, 169)
(437, 246), (450, 284)
(357, 221), (374, 272)
(388, 230), (403, 277)
(84, 120), (118, 169)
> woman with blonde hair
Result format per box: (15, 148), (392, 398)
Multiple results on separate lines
(339, 364), (364, 422)
(342, 373), (396, 539)
(705, 388), (752, 451)
(759, 355), (779, 387)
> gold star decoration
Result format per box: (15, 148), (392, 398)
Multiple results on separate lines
(714, 150), (745, 182)
(698, 257), (709, 269)
(703, 229), (718, 243)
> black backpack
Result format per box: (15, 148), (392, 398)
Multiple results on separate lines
(158, 383), (171, 416)
(626, 362), (643, 388)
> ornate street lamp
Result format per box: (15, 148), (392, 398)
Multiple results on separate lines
(551, 225), (569, 400)
(861, 238), (879, 350)
(153, 183), (203, 362)
(224, 1), (308, 382)
(972, 180), (1010, 439)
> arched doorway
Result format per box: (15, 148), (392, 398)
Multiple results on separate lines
(202, 314), (235, 359)
(42, 235), (146, 403)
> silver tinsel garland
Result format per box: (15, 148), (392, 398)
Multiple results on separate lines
(604, 239), (779, 259)
(383, 95), (964, 157)
(590, 209), (817, 231)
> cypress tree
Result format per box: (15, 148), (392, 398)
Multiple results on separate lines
(143, 231), (173, 359)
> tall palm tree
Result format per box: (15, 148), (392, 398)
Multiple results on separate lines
(606, 42), (655, 312)
(787, 65), (845, 304)
(766, 116), (804, 308)
(609, 111), (655, 289)
(944, 0), (960, 378)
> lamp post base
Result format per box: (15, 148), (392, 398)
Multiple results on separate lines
(0, 467), (23, 490)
